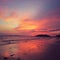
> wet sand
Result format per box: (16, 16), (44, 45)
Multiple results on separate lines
(0, 38), (60, 60)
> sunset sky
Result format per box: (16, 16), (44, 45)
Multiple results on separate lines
(0, 0), (60, 35)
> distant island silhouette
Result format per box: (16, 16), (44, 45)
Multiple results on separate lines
(55, 34), (60, 38)
(35, 34), (51, 37)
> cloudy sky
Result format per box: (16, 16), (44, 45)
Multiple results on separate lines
(0, 0), (60, 35)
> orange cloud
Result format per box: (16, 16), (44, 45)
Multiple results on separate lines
(16, 19), (37, 31)
(15, 18), (48, 35)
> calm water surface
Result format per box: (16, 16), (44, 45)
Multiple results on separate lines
(0, 36), (60, 60)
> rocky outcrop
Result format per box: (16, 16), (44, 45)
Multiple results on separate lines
(56, 34), (60, 38)
(35, 34), (51, 37)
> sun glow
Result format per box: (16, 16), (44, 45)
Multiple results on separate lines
(16, 19), (38, 31)
(20, 25), (37, 30)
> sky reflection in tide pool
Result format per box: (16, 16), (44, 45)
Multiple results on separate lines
(0, 38), (57, 60)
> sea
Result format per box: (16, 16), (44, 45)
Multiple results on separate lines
(0, 35), (60, 60)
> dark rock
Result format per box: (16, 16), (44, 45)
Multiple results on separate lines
(56, 34), (60, 38)
(35, 34), (51, 37)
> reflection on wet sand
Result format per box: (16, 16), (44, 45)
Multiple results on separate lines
(0, 38), (60, 60)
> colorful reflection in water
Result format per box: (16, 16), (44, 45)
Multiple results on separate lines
(0, 38), (57, 60)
